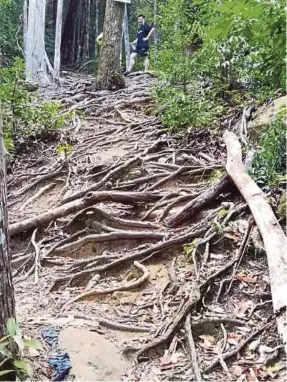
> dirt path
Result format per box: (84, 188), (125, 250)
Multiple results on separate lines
(9, 73), (285, 381)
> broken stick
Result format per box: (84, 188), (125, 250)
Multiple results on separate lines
(223, 130), (287, 351)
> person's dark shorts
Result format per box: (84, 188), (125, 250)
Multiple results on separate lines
(131, 46), (149, 57)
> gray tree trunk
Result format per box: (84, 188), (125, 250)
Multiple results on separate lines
(94, 0), (99, 57)
(23, 0), (29, 58)
(0, 102), (15, 338)
(123, 4), (130, 71)
(96, 0), (125, 90)
(25, 0), (50, 83)
(54, 0), (64, 82)
(153, 0), (158, 45)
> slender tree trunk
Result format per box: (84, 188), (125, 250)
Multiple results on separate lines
(85, 0), (91, 59)
(153, 0), (158, 45)
(54, 0), (63, 82)
(123, 4), (130, 71)
(94, 0), (99, 57)
(96, 0), (125, 90)
(0, 102), (15, 338)
(25, 0), (50, 83)
(61, 0), (80, 65)
(23, 0), (28, 58)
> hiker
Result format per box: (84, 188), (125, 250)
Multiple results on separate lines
(96, 32), (103, 51)
(124, 15), (155, 76)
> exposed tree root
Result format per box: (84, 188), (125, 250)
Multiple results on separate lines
(62, 261), (149, 309)
(53, 231), (166, 256)
(66, 206), (161, 231)
(203, 324), (269, 374)
(167, 174), (232, 227)
(10, 191), (166, 236)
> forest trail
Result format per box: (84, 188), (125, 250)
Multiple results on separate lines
(9, 72), (285, 381)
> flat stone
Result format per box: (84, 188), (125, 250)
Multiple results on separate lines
(59, 327), (129, 381)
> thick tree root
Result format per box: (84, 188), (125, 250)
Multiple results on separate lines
(10, 191), (166, 236)
(167, 174), (232, 227)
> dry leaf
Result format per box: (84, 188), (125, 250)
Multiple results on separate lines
(235, 275), (257, 284)
(228, 333), (242, 346)
(224, 232), (240, 241)
(199, 334), (216, 348)
(233, 365), (244, 376)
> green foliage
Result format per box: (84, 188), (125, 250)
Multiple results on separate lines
(0, 59), (71, 151)
(0, 317), (43, 380)
(0, 0), (23, 58)
(250, 112), (286, 186)
(57, 142), (73, 160)
(152, 0), (286, 130)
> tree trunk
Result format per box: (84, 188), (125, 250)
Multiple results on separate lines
(223, 130), (287, 350)
(85, 0), (91, 59)
(25, 0), (50, 83)
(61, 0), (80, 65)
(0, 103), (15, 338)
(23, 0), (29, 58)
(94, 0), (99, 58)
(123, 4), (130, 71)
(54, 0), (63, 82)
(96, 0), (125, 91)
(153, 0), (158, 46)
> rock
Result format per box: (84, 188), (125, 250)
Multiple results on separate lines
(59, 327), (129, 381)
(277, 193), (286, 220)
(249, 96), (286, 130)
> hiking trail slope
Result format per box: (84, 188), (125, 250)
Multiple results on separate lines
(9, 72), (285, 381)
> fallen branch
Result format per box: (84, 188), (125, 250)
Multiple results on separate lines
(167, 174), (232, 227)
(62, 261), (149, 309)
(10, 191), (165, 236)
(224, 130), (287, 349)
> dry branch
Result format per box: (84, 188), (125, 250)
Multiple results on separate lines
(224, 130), (287, 349)
(184, 314), (202, 381)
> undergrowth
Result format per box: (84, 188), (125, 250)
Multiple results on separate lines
(0, 318), (42, 381)
(0, 59), (72, 152)
(150, 0), (285, 132)
(249, 111), (286, 187)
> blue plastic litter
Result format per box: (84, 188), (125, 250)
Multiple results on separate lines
(42, 327), (58, 347)
(49, 353), (72, 381)
(42, 328), (72, 380)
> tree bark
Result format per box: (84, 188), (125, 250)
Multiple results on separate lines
(61, 0), (80, 65)
(23, 0), (29, 59)
(223, 130), (287, 350)
(94, 0), (99, 58)
(96, 0), (125, 90)
(54, 0), (63, 82)
(25, 0), (50, 83)
(123, 4), (130, 71)
(0, 104), (15, 337)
